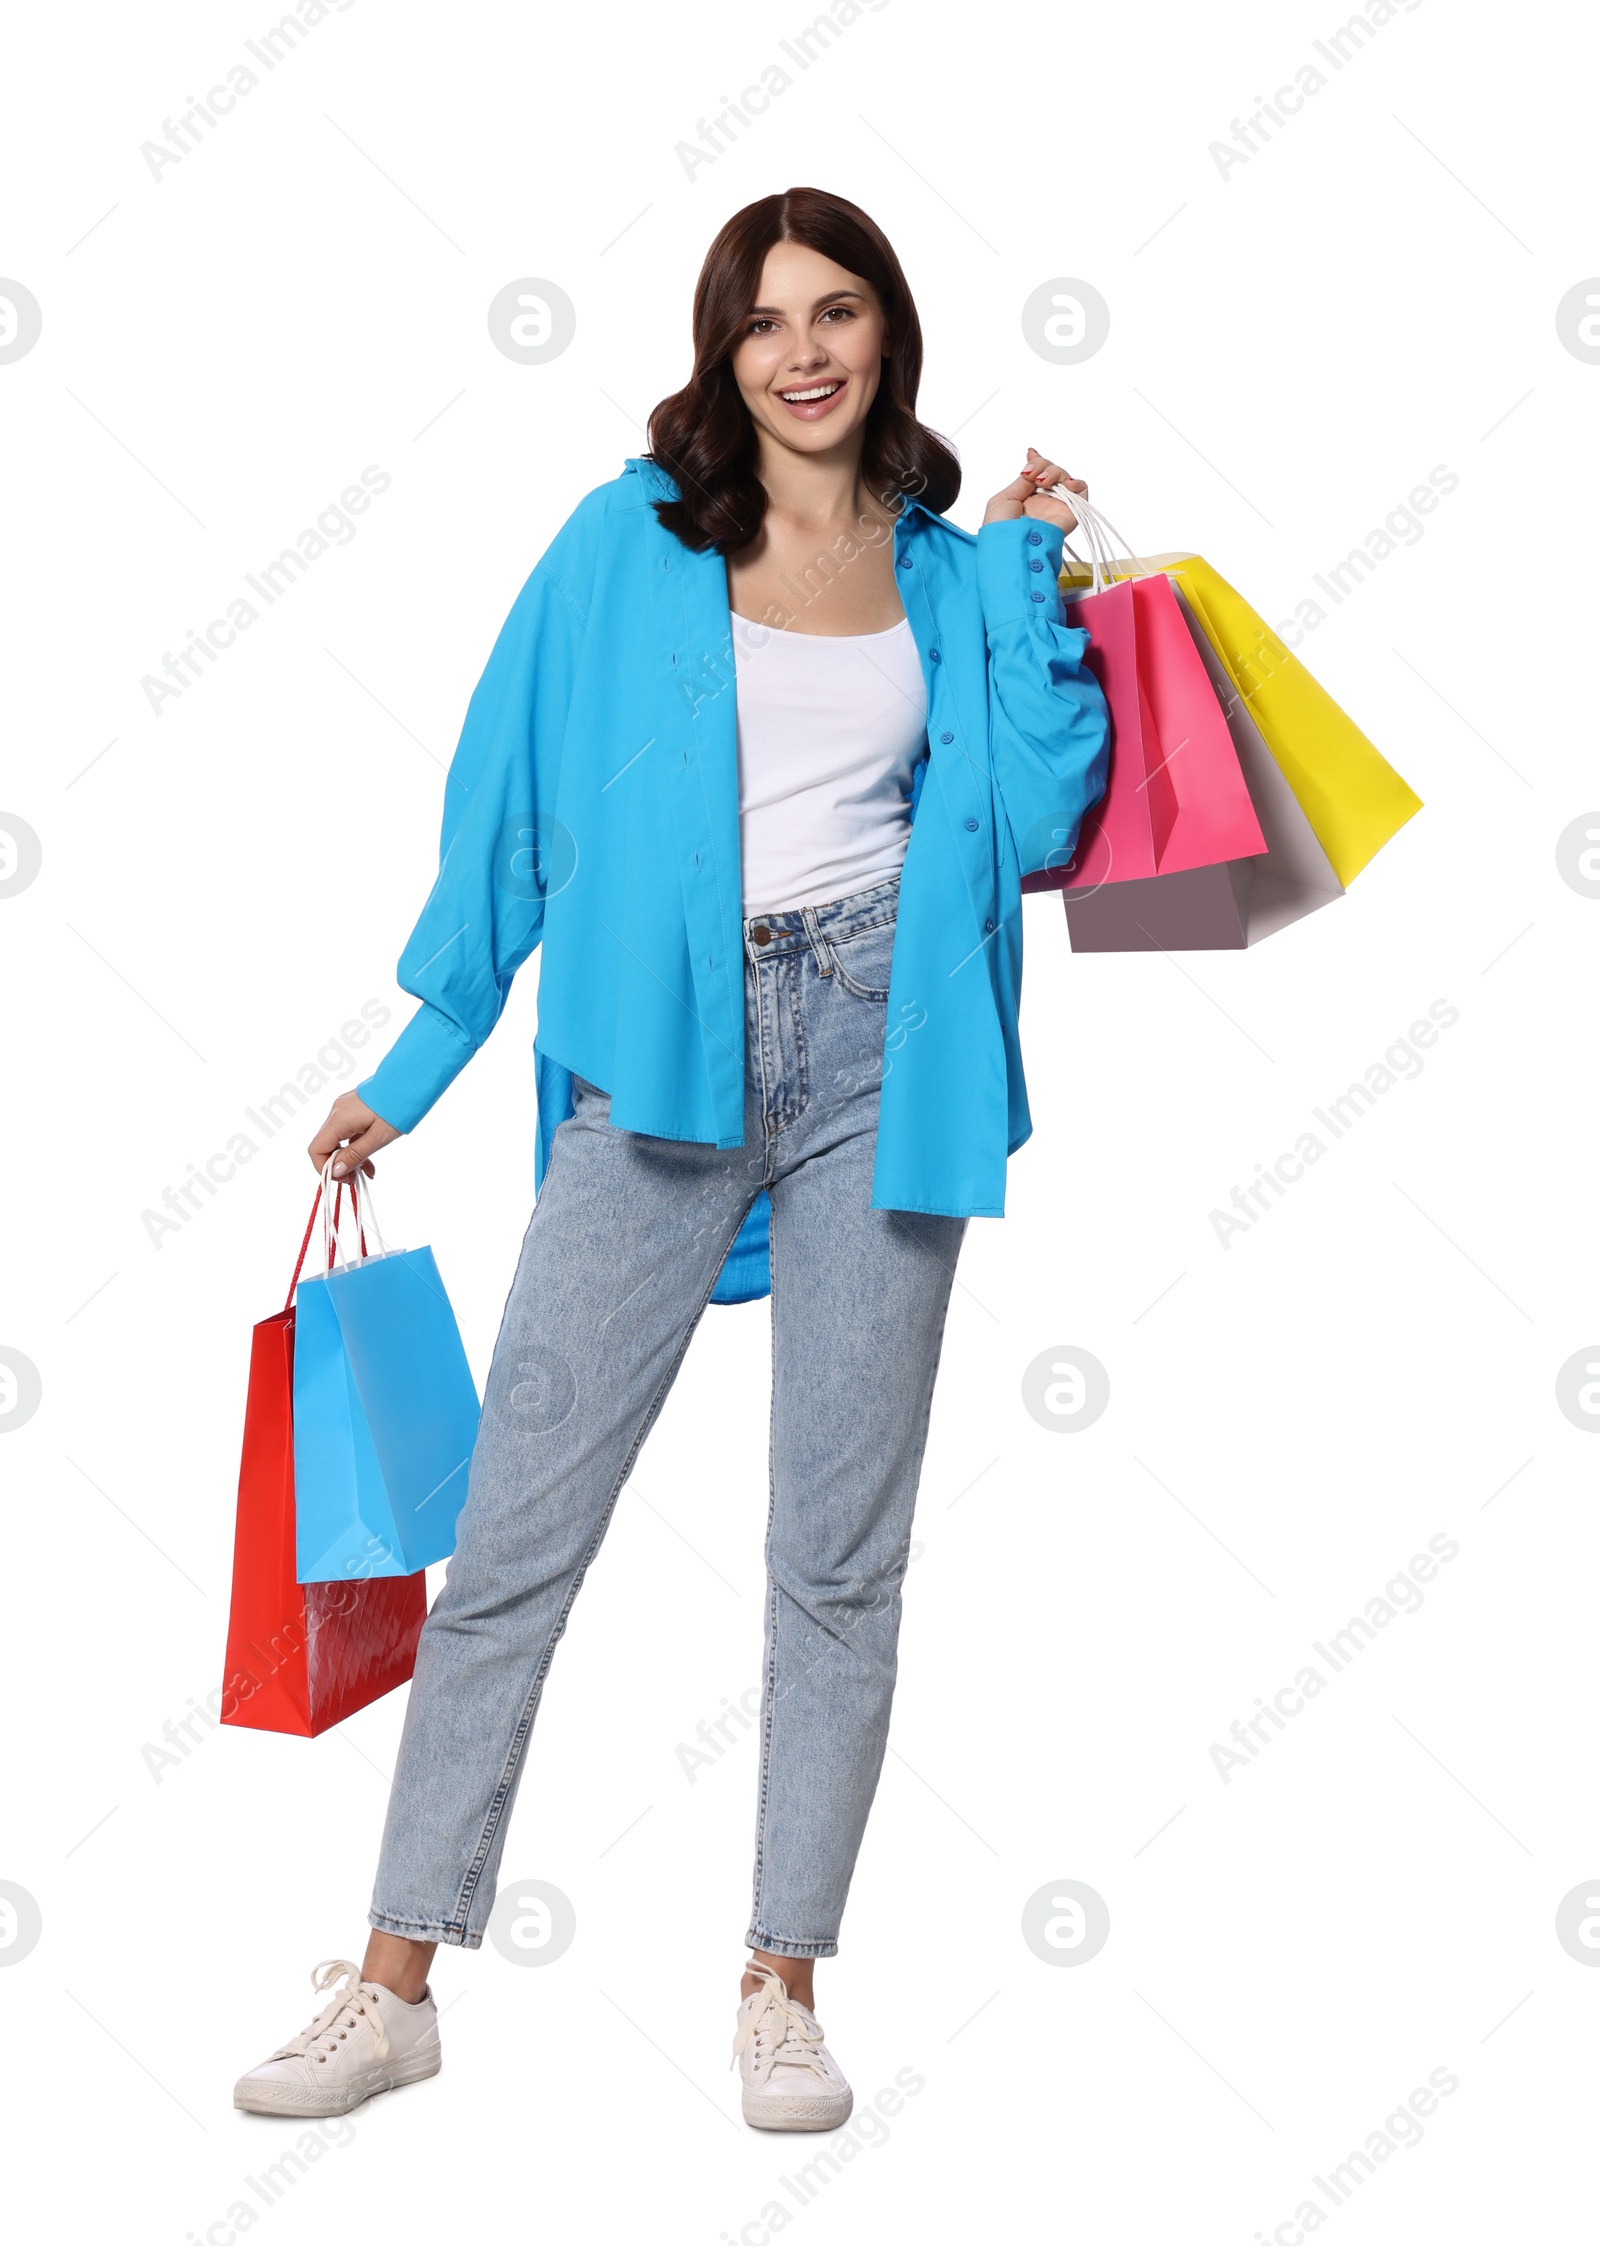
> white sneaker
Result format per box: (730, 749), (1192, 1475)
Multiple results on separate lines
(234, 1957), (441, 2117)
(731, 1959), (853, 2131)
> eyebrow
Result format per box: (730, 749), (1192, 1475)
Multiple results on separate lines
(744, 289), (867, 316)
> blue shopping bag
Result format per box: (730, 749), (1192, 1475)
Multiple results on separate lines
(292, 1167), (481, 1584)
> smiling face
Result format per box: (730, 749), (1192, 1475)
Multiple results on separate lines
(728, 239), (891, 465)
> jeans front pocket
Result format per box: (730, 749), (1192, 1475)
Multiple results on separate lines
(826, 918), (896, 1001)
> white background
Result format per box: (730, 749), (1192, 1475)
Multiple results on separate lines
(2, 1), (1596, 2238)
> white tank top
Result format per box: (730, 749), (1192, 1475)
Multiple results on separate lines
(732, 612), (929, 916)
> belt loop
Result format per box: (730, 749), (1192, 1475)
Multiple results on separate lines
(801, 904), (833, 976)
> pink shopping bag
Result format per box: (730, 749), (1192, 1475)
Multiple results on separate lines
(1051, 579), (1350, 951)
(1023, 567), (1266, 896)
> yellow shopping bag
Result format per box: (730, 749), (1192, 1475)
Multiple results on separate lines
(1060, 549), (1422, 887)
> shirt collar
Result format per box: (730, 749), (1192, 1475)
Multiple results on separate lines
(626, 454), (673, 500)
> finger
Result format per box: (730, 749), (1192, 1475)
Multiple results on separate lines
(329, 1125), (391, 1179)
(307, 1115), (349, 1171)
(1026, 450), (1087, 497)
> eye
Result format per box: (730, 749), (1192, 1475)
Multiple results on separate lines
(820, 306), (856, 322)
(746, 316), (779, 335)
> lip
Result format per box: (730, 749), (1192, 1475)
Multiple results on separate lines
(773, 375), (848, 422)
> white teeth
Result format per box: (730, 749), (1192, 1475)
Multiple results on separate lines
(780, 382), (841, 402)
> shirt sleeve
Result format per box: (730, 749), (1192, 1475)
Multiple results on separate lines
(356, 550), (590, 1134)
(977, 516), (1110, 879)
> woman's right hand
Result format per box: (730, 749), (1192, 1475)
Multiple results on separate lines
(308, 1091), (402, 1182)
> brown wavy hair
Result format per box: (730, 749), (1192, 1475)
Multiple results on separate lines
(645, 186), (961, 554)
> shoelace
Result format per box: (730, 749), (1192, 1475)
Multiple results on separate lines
(730, 1960), (832, 2085)
(271, 1957), (391, 2068)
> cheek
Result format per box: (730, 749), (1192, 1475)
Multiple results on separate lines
(841, 322), (887, 377)
(730, 342), (776, 401)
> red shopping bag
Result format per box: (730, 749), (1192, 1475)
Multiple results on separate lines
(221, 1185), (426, 1738)
(1024, 565), (1266, 895)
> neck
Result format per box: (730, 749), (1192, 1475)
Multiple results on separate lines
(752, 426), (886, 535)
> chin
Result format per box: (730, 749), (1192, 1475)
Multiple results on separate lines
(776, 408), (869, 449)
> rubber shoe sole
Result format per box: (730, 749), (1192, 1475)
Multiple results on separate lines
(234, 2044), (441, 2118)
(741, 2083), (853, 2131)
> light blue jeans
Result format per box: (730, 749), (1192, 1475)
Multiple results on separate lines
(368, 874), (966, 1958)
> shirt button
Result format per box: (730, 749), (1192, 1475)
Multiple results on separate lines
(751, 925), (771, 946)
(1026, 530), (1042, 545)
(940, 730), (953, 744)
(1030, 590), (1046, 602)
(1029, 559), (1044, 572)
(898, 554), (913, 570)
(929, 647), (941, 662)
(984, 918), (996, 933)
(963, 817), (979, 832)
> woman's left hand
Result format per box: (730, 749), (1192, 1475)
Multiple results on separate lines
(982, 447), (1086, 529)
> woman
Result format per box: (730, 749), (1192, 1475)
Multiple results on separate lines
(234, 185), (1108, 2130)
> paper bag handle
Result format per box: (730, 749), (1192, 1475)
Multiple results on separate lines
(281, 1161), (389, 1310)
(319, 1154), (388, 1273)
(282, 1180), (356, 1309)
(1054, 489), (1148, 595)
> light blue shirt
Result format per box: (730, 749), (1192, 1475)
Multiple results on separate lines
(359, 456), (1109, 1303)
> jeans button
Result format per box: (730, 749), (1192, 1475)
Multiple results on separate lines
(751, 924), (772, 946)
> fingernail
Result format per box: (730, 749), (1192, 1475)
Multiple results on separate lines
(332, 1163), (347, 1178)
